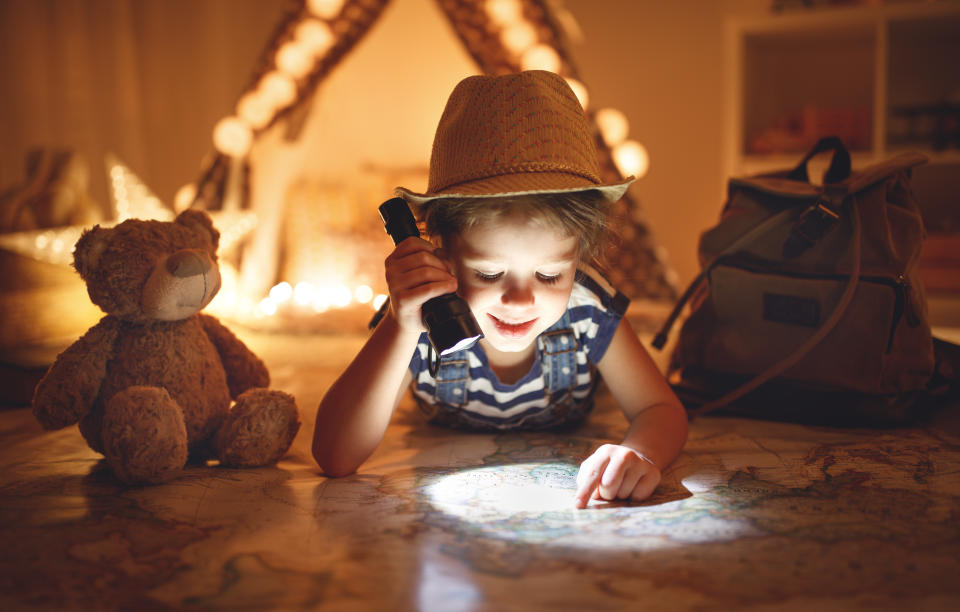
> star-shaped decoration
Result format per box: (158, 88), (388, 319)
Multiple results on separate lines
(0, 155), (256, 266)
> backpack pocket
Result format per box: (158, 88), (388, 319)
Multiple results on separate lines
(701, 262), (907, 393)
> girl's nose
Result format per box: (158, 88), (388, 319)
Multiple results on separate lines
(501, 281), (535, 306)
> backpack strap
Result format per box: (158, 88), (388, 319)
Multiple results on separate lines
(538, 311), (578, 399)
(652, 204), (800, 350)
(786, 136), (852, 184)
(434, 355), (470, 407)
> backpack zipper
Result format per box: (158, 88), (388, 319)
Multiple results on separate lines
(713, 256), (908, 353)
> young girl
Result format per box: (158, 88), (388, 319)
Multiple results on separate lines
(313, 71), (687, 507)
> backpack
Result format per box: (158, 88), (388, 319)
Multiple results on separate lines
(654, 137), (944, 426)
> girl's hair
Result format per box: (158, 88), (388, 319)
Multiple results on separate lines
(415, 190), (613, 265)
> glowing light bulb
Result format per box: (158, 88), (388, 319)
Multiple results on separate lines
(354, 285), (374, 304)
(595, 107), (629, 147)
(295, 19), (334, 57)
(259, 297), (278, 316)
(269, 281), (293, 303)
(612, 140), (649, 179)
(565, 78), (588, 110)
(521, 44), (561, 72)
(213, 117), (253, 158)
(332, 284), (352, 308)
(501, 22), (537, 55)
(485, 0), (522, 27)
(259, 71), (297, 108)
(276, 41), (314, 79)
(306, 0), (344, 20)
(372, 294), (388, 310)
(173, 183), (197, 212)
(236, 91), (274, 130)
(294, 281), (315, 305)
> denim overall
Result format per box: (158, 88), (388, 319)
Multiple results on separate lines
(419, 312), (595, 431)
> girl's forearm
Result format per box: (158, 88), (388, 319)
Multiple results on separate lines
(312, 315), (420, 476)
(619, 401), (688, 469)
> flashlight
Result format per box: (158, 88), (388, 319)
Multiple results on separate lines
(378, 198), (483, 370)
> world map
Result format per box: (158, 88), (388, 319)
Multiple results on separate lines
(1, 395), (959, 610)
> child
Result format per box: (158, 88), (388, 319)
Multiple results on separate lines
(313, 71), (687, 508)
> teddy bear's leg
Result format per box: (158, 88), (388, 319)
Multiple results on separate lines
(214, 389), (300, 468)
(101, 386), (188, 485)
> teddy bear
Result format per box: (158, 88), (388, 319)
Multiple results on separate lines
(31, 209), (300, 484)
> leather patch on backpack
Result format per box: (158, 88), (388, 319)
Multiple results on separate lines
(763, 292), (820, 328)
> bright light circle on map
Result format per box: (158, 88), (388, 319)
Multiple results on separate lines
(425, 461), (579, 515)
(420, 462), (756, 549)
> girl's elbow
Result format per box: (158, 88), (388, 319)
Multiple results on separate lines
(312, 441), (363, 478)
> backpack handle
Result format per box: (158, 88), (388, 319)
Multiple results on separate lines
(786, 136), (852, 184)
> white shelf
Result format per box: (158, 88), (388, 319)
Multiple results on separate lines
(723, 1), (960, 180)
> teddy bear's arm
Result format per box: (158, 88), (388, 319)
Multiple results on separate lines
(32, 316), (119, 429)
(197, 313), (269, 398)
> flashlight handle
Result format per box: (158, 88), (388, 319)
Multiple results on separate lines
(379, 197), (421, 245)
(375, 197), (483, 362)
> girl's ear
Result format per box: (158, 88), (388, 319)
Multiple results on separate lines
(73, 225), (109, 280)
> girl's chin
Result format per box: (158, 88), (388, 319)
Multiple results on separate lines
(481, 335), (536, 353)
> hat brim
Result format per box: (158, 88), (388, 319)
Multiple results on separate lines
(395, 171), (635, 205)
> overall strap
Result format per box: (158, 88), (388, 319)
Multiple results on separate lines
(538, 311), (578, 398)
(434, 354), (470, 407)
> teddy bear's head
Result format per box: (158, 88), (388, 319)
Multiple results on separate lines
(73, 210), (222, 323)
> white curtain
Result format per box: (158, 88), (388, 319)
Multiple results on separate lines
(0, 0), (284, 211)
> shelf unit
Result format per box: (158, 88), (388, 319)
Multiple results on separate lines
(722, 1), (960, 296)
(723, 1), (960, 179)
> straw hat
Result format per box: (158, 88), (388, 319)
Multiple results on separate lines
(395, 70), (634, 204)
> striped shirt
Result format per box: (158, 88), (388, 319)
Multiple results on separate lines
(407, 268), (629, 431)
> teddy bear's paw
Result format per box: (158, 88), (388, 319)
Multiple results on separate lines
(214, 389), (300, 468)
(102, 386), (188, 485)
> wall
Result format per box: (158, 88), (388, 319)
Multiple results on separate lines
(566, 0), (730, 287)
(0, 0), (773, 290)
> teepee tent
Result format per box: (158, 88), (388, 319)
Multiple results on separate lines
(177, 0), (676, 322)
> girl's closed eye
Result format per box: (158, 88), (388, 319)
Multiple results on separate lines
(536, 272), (562, 285)
(474, 270), (503, 282)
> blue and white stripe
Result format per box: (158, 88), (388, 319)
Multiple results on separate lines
(407, 267), (628, 429)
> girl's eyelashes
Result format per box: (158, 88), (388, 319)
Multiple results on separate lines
(473, 270), (563, 285)
(474, 270), (503, 282)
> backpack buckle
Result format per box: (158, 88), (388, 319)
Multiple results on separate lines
(782, 197), (842, 258)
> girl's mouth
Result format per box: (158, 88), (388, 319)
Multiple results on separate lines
(488, 314), (538, 338)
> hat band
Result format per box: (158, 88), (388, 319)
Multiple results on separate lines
(431, 162), (601, 195)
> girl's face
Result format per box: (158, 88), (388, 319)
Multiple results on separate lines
(446, 211), (579, 353)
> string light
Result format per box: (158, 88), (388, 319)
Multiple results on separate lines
(501, 22), (537, 55)
(295, 19), (335, 57)
(521, 44), (561, 72)
(612, 140), (650, 179)
(269, 281), (294, 303)
(212, 117), (253, 157)
(275, 41), (314, 80)
(485, 0), (522, 27)
(565, 78), (588, 110)
(595, 107), (629, 147)
(237, 91), (275, 130)
(173, 183), (197, 212)
(259, 71), (297, 109)
(354, 285), (374, 304)
(306, 0), (345, 20)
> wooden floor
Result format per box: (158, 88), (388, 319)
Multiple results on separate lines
(2, 328), (960, 611)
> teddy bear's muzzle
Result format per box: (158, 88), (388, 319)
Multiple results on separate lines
(142, 249), (221, 321)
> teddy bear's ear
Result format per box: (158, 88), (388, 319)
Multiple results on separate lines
(73, 225), (109, 280)
(175, 209), (220, 250)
